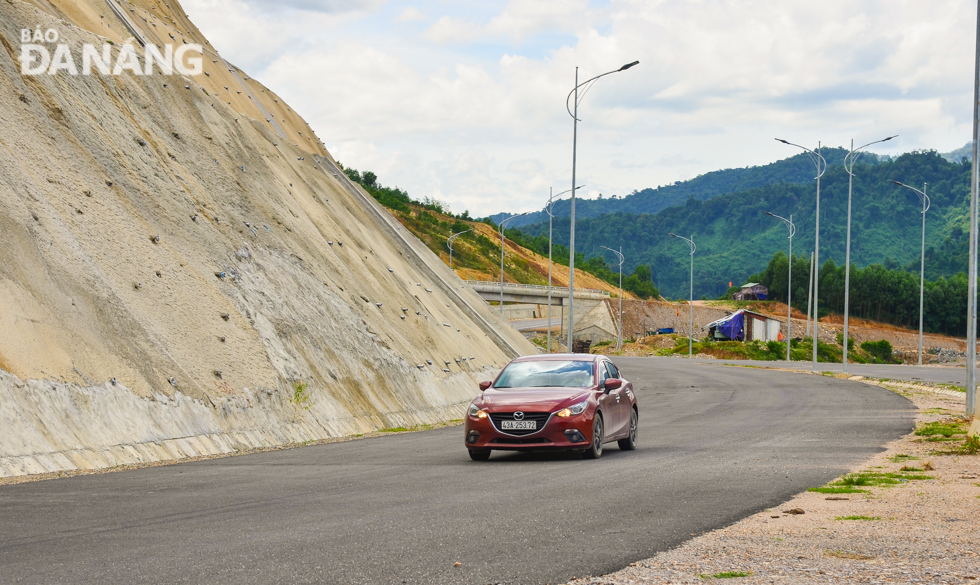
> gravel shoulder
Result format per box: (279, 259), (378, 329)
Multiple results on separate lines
(565, 374), (979, 585)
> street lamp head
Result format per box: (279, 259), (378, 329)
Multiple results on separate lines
(619, 60), (639, 71)
(775, 138), (790, 144)
(883, 135), (898, 142)
(765, 211), (774, 217)
(668, 232), (678, 238)
(890, 180), (903, 186)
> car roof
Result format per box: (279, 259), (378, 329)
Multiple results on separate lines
(511, 353), (601, 363)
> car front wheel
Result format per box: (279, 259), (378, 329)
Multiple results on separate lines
(582, 415), (603, 459)
(618, 408), (637, 451)
(468, 449), (491, 461)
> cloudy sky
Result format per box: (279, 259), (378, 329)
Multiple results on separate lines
(182, 0), (976, 217)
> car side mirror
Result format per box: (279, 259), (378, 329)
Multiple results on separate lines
(479, 381), (492, 391)
(604, 379), (623, 393)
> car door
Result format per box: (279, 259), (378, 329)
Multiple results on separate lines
(595, 361), (615, 439)
(606, 362), (632, 434)
(599, 361), (627, 438)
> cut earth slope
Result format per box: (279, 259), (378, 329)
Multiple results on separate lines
(0, 0), (534, 478)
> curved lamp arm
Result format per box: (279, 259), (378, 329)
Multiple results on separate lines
(600, 245), (624, 267)
(891, 180), (931, 214)
(775, 138), (828, 180)
(843, 135), (898, 176)
(566, 61), (640, 120)
(765, 211), (796, 238)
(498, 212), (529, 235)
(447, 228), (474, 250)
(546, 185), (586, 217)
(669, 233), (696, 254)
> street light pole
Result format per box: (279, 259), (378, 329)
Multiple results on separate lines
(601, 246), (625, 351)
(776, 139), (827, 372)
(498, 212), (528, 319)
(566, 60), (639, 352)
(669, 233), (696, 358)
(891, 181), (931, 366)
(766, 212), (796, 361)
(968, 0), (980, 422)
(547, 188), (554, 353)
(447, 228), (473, 271)
(842, 135), (898, 372)
(545, 185), (584, 353)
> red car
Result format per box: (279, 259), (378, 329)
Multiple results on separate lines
(464, 354), (638, 460)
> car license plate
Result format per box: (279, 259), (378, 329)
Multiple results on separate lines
(501, 420), (536, 430)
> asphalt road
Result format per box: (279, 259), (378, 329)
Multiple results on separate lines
(700, 359), (969, 386)
(510, 317), (557, 332)
(0, 358), (915, 585)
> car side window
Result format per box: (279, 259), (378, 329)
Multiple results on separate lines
(606, 361), (620, 379)
(597, 362), (608, 386)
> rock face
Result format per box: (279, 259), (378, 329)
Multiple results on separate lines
(0, 0), (533, 477)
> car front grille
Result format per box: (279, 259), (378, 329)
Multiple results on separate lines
(489, 412), (552, 436)
(490, 437), (550, 445)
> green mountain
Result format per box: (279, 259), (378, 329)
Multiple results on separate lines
(515, 150), (972, 300)
(494, 147), (863, 228)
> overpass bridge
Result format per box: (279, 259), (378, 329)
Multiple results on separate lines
(466, 281), (610, 306)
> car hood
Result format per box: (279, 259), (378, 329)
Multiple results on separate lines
(482, 388), (589, 412)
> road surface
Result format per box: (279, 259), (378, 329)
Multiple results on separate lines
(0, 358), (915, 584)
(510, 317), (558, 332)
(699, 358), (969, 386)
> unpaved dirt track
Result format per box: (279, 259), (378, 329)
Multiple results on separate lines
(0, 358), (914, 585)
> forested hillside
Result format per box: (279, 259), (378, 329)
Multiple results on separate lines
(495, 147), (859, 229)
(515, 150), (972, 299)
(748, 252), (970, 336)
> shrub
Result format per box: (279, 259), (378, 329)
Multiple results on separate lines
(860, 339), (896, 363)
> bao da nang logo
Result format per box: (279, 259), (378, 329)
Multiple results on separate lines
(20, 28), (204, 76)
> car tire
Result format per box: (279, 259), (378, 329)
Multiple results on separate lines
(468, 449), (491, 461)
(618, 408), (638, 451)
(582, 415), (603, 459)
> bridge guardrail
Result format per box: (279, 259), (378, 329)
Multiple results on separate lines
(464, 281), (610, 296)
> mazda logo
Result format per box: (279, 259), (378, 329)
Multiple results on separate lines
(513, 411), (524, 420)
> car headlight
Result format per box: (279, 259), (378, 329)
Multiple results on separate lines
(556, 400), (588, 418)
(468, 404), (489, 419)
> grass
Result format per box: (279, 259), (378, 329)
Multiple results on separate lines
(917, 418), (980, 454)
(380, 423), (436, 433)
(915, 419), (969, 441)
(810, 469), (933, 494)
(701, 571), (752, 579)
(291, 380), (311, 410)
(835, 515), (881, 521)
(808, 486), (869, 494)
(667, 337), (839, 361)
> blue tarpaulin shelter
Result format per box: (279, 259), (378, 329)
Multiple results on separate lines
(706, 310), (745, 341)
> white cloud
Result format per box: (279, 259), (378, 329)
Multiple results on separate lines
(423, 16), (482, 44)
(395, 7), (426, 22)
(183, 0), (977, 217)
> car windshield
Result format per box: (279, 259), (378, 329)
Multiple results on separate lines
(493, 360), (594, 389)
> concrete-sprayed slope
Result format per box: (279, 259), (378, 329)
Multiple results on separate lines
(0, 0), (534, 477)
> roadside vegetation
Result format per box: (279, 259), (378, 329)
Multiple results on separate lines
(809, 467), (934, 494)
(338, 165), (657, 296)
(914, 418), (980, 454)
(653, 336), (896, 364)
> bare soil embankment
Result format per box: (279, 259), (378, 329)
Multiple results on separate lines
(0, 0), (534, 478)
